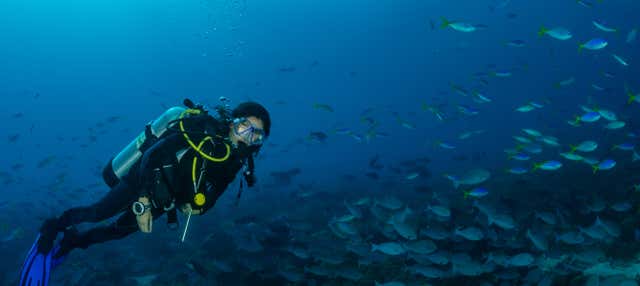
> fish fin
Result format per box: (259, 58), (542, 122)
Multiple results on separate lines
(440, 17), (450, 29)
(537, 26), (548, 37)
(532, 163), (540, 172)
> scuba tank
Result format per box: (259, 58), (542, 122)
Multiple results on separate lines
(102, 106), (186, 188)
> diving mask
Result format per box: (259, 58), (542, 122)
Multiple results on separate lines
(233, 117), (265, 146)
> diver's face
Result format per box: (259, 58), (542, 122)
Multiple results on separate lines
(230, 116), (265, 147)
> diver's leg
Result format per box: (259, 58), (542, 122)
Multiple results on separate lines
(38, 180), (138, 253)
(55, 180), (139, 229)
(54, 208), (164, 258)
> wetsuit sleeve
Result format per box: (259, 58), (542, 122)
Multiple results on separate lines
(137, 133), (186, 197)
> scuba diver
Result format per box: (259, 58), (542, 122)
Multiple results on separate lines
(19, 99), (271, 286)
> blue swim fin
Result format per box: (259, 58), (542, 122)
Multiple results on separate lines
(19, 234), (62, 286)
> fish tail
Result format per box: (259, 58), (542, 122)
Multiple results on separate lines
(537, 26), (548, 37)
(569, 145), (577, 153)
(532, 163), (540, 172)
(463, 191), (469, 199)
(627, 91), (636, 105)
(592, 165), (599, 174)
(440, 17), (450, 29)
(578, 44), (584, 53)
(453, 180), (460, 189)
(572, 116), (581, 126)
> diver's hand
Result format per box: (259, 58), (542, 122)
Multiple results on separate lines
(136, 197), (153, 233)
(180, 203), (202, 215)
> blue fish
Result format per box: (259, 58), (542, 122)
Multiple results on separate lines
(580, 112), (601, 123)
(612, 143), (635, 151)
(579, 38), (608, 52)
(509, 153), (531, 161)
(506, 167), (528, 175)
(464, 187), (489, 199)
(592, 159), (616, 173)
(533, 160), (562, 171)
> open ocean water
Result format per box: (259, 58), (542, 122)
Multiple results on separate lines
(1, 0), (640, 285)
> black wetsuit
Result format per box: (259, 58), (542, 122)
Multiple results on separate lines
(48, 115), (251, 254)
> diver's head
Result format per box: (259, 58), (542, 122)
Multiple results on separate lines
(229, 102), (271, 147)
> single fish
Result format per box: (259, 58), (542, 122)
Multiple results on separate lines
(556, 231), (584, 245)
(463, 187), (489, 199)
(509, 152), (531, 161)
(612, 54), (629, 66)
(445, 168), (491, 189)
(405, 172), (420, 180)
(592, 20), (617, 33)
(508, 253), (535, 267)
(371, 242), (406, 256)
(592, 159), (616, 173)
(579, 38), (608, 52)
(540, 136), (561, 147)
(516, 104), (535, 112)
(554, 77), (575, 88)
(471, 91), (492, 103)
(457, 105), (480, 116)
(487, 213), (517, 230)
(570, 140), (598, 153)
(403, 240), (437, 255)
(533, 160), (562, 171)
(454, 226), (484, 241)
(578, 112), (601, 123)
(560, 152), (584, 161)
(506, 167), (528, 175)
(427, 205), (451, 218)
(513, 136), (532, 144)
(436, 141), (456, 150)
(604, 121), (625, 130)
(313, 103), (334, 112)
(611, 142), (635, 151)
(538, 26), (572, 40)
(522, 128), (542, 137)
(529, 101), (545, 108)
(441, 17), (477, 32)
(505, 39), (526, 47)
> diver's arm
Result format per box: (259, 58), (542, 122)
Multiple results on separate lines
(135, 196), (153, 233)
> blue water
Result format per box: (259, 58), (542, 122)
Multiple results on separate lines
(1, 0), (640, 285)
